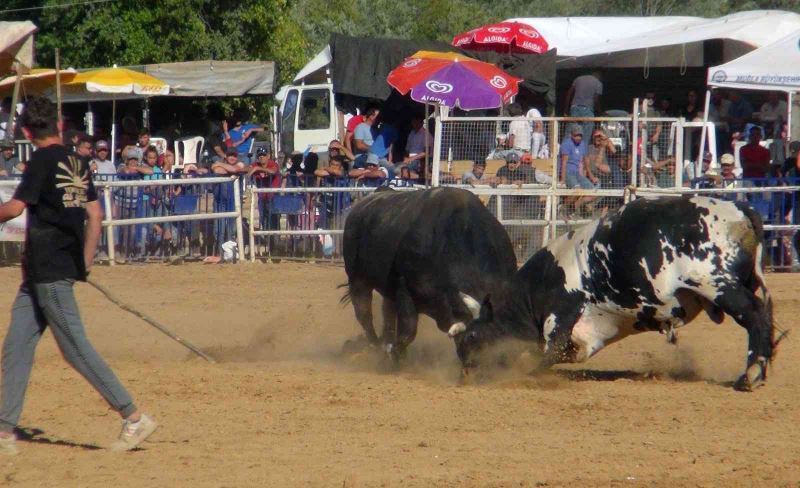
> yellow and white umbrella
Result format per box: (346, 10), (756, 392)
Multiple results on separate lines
(0, 67), (78, 97)
(64, 67), (170, 97)
(59, 67), (170, 160)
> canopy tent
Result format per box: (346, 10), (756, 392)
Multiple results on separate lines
(328, 33), (556, 110)
(133, 60), (276, 97)
(701, 30), (800, 157)
(52, 60), (276, 102)
(509, 10), (800, 69)
(707, 31), (800, 92)
(0, 21), (37, 74)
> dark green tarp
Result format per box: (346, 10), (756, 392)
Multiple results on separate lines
(329, 33), (556, 112)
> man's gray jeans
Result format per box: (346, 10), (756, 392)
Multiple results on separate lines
(0, 280), (136, 433)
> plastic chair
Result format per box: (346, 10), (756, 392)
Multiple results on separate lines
(173, 194), (199, 215)
(149, 137), (168, 155)
(174, 136), (204, 170)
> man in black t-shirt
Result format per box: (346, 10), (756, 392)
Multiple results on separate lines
(0, 97), (157, 455)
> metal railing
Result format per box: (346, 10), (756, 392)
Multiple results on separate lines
(95, 175), (244, 264)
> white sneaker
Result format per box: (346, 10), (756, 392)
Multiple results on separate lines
(0, 433), (18, 456)
(110, 414), (158, 452)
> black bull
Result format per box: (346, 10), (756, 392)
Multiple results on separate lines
(342, 187), (518, 361)
(451, 196), (784, 391)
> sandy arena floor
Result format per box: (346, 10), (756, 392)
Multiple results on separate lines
(0, 263), (798, 487)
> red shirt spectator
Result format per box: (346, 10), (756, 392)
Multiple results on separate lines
(249, 148), (280, 200)
(740, 127), (770, 178)
(344, 114), (365, 153)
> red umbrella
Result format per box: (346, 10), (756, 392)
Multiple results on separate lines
(452, 21), (549, 55)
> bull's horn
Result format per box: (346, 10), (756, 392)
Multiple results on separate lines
(448, 322), (467, 338)
(459, 292), (481, 319)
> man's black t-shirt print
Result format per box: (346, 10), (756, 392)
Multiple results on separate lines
(13, 144), (98, 283)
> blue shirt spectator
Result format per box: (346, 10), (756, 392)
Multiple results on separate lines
(229, 122), (261, 161)
(559, 131), (588, 176)
(354, 123), (375, 153)
(370, 124), (398, 160)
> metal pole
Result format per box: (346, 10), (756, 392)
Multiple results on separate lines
(110, 98), (117, 164)
(55, 49), (63, 140)
(431, 105), (442, 187)
(550, 118), (559, 241)
(233, 176), (245, 263)
(631, 98), (640, 189)
(788, 91), (794, 144)
(104, 188), (116, 265)
(249, 186), (256, 263)
(675, 118), (684, 188)
(698, 89), (712, 175)
(424, 103), (430, 188)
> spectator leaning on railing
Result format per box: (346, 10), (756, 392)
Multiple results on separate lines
(90, 140), (116, 175)
(0, 140), (22, 176)
(211, 147), (248, 175)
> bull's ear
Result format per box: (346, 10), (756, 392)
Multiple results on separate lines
(480, 294), (493, 321)
(459, 292), (482, 319)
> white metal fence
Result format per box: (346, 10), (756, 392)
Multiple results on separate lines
(96, 175), (244, 264)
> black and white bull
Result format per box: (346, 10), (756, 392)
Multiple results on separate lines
(450, 196), (780, 391)
(343, 187), (518, 361)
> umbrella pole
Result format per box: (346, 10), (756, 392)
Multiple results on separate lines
(111, 97), (117, 165)
(56, 48), (63, 140)
(425, 103), (430, 188)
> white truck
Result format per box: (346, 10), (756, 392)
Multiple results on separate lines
(276, 47), (342, 159)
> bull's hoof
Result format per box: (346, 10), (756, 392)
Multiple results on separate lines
(734, 361), (766, 392)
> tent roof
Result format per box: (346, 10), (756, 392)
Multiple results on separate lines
(504, 16), (694, 57)
(0, 21), (37, 74)
(707, 30), (800, 92)
(509, 11), (800, 68)
(137, 60), (276, 96)
(328, 34), (556, 108)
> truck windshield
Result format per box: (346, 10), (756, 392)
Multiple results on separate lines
(298, 89), (330, 130)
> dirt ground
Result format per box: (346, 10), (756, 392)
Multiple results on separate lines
(0, 262), (798, 487)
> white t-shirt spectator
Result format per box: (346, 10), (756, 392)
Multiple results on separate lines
(508, 119), (531, 151)
(405, 127), (428, 155)
(93, 158), (117, 174)
(571, 75), (603, 109)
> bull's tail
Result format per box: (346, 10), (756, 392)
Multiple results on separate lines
(338, 282), (352, 305)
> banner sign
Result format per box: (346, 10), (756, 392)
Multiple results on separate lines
(0, 186), (25, 242)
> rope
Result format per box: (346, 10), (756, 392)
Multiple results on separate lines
(643, 48), (650, 80)
(87, 278), (216, 363)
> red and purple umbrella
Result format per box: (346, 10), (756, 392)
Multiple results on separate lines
(387, 51), (522, 111)
(452, 21), (549, 55)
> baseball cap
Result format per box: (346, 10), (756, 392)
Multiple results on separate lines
(95, 140), (109, 150)
(256, 146), (269, 157)
(720, 153), (735, 166)
(125, 149), (139, 160)
(0, 139), (13, 149)
(366, 153), (379, 166)
(504, 152), (520, 163)
(570, 124), (583, 135)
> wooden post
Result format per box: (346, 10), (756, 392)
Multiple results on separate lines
(55, 49), (63, 139)
(5, 63), (22, 145)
